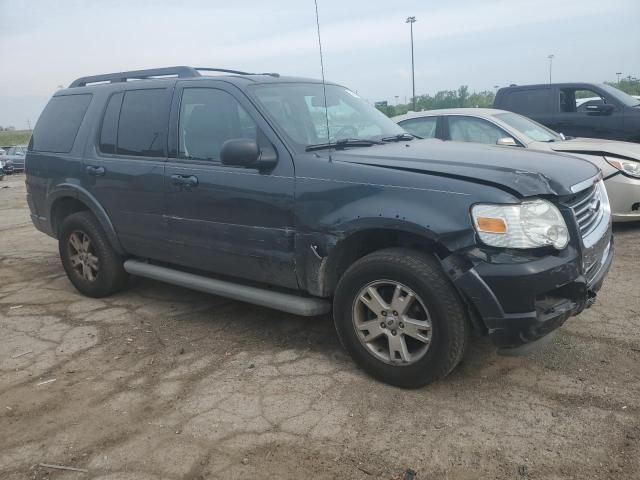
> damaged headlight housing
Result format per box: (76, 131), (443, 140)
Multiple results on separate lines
(471, 199), (569, 250)
(605, 156), (640, 178)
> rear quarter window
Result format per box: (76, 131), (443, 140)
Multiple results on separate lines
(30, 94), (92, 153)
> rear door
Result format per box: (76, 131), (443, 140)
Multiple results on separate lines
(164, 80), (297, 288)
(82, 85), (173, 259)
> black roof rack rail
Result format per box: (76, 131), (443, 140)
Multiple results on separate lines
(69, 66), (280, 88)
(195, 67), (280, 78)
(69, 66), (200, 87)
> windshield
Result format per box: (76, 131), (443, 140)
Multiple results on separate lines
(599, 84), (640, 107)
(495, 112), (562, 142)
(250, 83), (404, 148)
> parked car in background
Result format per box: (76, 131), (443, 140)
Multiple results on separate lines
(1, 145), (27, 172)
(0, 148), (7, 180)
(394, 108), (640, 222)
(26, 66), (613, 388)
(494, 83), (640, 143)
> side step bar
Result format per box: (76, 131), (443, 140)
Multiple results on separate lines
(123, 259), (331, 317)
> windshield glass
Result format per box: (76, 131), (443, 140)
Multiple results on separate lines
(495, 112), (562, 142)
(599, 84), (640, 107)
(250, 83), (404, 148)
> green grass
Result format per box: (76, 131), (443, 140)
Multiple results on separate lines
(0, 130), (31, 147)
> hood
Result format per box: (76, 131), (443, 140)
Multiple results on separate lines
(545, 137), (640, 161)
(331, 139), (599, 197)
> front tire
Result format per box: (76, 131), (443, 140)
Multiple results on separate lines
(58, 211), (129, 298)
(333, 248), (469, 388)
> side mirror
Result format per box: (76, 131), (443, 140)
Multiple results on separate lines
(496, 137), (518, 147)
(220, 138), (278, 171)
(586, 103), (614, 116)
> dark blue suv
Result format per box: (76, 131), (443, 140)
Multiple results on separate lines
(26, 67), (613, 387)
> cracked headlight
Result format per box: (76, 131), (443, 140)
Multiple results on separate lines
(605, 156), (640, 178)
(472, 199), (569, 250)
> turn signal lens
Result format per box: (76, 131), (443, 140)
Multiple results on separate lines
(476, 217), (507, 233)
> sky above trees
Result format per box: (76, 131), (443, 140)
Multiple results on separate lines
(1, 0), (638, 127)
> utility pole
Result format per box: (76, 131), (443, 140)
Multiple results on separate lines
(547, 54), (554, 84)
(406, 16), (417, 111)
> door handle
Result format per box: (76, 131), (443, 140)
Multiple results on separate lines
(86, 165), (105, 176)
(171, 174), (198, 187)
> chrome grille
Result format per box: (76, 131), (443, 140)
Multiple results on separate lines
(566, 185), (603, 237)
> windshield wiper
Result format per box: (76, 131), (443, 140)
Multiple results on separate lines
(305, 138), (383, 152)
(380, 133), (417, 142)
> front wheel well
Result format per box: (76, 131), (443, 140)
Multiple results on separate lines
(50, 197), (90, 237)
(323, 229), (450, 297)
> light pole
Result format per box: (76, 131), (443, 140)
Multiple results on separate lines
(616, 72), (622, 84)
(406, 16), (417, 111)
(547, 54), (554, 84)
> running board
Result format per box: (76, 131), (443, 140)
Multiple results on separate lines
(123, 259), (331, 317)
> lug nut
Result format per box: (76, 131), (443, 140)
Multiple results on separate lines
(380, 322), (386, 329)
(391, 330), (397, 336)
(399, 322), (405, 329)
(381, 311), (387, 316)
(393, 311), (398, 316)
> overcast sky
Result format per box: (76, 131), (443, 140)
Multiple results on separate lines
(1, 0), (638, 128)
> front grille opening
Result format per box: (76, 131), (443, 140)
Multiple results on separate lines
(564, 185), (603, 237)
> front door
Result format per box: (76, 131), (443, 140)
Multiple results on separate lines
(554, 86), (624, 139)
(164, 81), (297, 289)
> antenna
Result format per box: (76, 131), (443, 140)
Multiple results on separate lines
(313, 0), (330, 144)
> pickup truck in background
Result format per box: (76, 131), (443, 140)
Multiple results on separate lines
(494, 83), (640, 143)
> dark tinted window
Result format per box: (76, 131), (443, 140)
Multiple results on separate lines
(178, 88), (257, 162)
(117, 89), (167, 157)
(31, 94), (92, 153)
(503, 88), (552, 114)
(399, 117), (438, 139)
(99, 92), (123, 154)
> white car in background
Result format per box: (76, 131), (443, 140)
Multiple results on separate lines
(393, 108), (640, 222)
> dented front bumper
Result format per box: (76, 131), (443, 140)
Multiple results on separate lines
(449, 237), (614, 348)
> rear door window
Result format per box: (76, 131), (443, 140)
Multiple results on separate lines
(99, 92), (124, 154)
(503, 88), (552, 114)
(30, 94), (92, 152)
(399, 117), (438, 139)
(116, 89), (168, 157)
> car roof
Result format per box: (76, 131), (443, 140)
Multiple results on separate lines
(393, 108), (508, 122)
(497, 82), (607, 91)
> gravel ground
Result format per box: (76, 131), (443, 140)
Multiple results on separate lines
(1, 173), (639, 480)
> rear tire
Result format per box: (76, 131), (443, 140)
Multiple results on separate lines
(333, 248), (469, 388)
(58, 211), (128, 298)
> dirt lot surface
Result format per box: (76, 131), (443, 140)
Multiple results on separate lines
(1, 173), (639, 480)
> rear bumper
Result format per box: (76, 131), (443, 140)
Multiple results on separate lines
(451, 239), (614, 348)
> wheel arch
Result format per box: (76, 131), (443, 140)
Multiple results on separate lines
(298, 222), (457, 298)
(47, 184), (124, 254)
